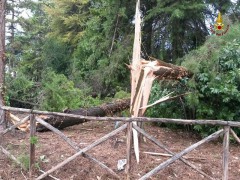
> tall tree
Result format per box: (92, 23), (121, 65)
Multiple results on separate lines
(0, 0), (6, 107)
(70, 0), (135, 95)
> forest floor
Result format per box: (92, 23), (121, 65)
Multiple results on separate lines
(0, 119), (240, 180)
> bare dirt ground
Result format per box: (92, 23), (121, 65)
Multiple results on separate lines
(0, 120), (240, 180)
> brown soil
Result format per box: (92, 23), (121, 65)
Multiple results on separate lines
(0, 121), (239, 180)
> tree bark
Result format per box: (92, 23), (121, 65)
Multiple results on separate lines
(0, 0), (6, 126)
(36, 99), (130, 131)
(0, 0), (6, 106)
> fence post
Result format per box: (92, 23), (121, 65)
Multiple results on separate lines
(126, 122), (133, 180)
(0, 109), (6, 129)
(29, 113), (36, 179)
(222, 126), (230, 180)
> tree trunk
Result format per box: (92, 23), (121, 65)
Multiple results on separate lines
(0, 0), (6, 125)
(36, 99), (130, 131)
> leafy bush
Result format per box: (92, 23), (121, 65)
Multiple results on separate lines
(147, 23), (240, 136)
(146, 81), (190, 129)
(39, 70), (102, 111)
(181, 23), (240, 136)
(6, 73), (38, 106)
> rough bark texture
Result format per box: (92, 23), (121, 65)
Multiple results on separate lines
(36, 99), (130, 131)
(0, 0), (6, 127)
(149, 57), (193, 80)
(0, 0), (6, 107)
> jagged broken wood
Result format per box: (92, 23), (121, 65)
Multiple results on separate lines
(129, 0), (192, 164)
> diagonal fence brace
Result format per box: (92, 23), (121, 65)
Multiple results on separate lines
(36, 123), (127, 180)
(139, 129), (224, 180)
(36, 117), (120, 179)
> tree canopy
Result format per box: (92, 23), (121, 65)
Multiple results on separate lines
(3, 0), (240, 135)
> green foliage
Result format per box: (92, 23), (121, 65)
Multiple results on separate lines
(6, 73), (38, 104)
(5, 0), (240, 119)
(42, 37), (71, 75)
(17, 154), (30, 171)
(40, 70), (102, 111)
(30, 136), (38, 145)
(114, 89), (130, 99)
(146, 81), (188, 129)
(70, 0), (133, 95)
(145, 0), (209, 61)
(181, 23), (240, 136)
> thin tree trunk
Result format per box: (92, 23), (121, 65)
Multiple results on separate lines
(0, 0), (6, 126)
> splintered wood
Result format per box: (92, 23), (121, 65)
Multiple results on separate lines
(129, 0), (191, 164)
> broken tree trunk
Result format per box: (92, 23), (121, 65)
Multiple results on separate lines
(35, 99), (130, 131)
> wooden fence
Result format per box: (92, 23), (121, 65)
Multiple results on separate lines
(0, 106), (240, 180)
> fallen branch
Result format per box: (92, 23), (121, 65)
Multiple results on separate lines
(140, 92), (191, 109)
(142, 152), (207, 161)
(39, 170), (60, 180)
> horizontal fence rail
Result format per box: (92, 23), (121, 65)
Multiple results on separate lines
(1, 105), (240, 180)
(1, 106), (240, 127)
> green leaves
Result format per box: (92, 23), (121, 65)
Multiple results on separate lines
(182, 23), (240, 135)
(171, 9), (184, 19)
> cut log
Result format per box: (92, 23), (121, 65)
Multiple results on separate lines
(36, 99), (130, 131)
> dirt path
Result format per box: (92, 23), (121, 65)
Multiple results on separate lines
(0, 121), (239, 180)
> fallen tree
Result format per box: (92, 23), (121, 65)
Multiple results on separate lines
(7, 57), (192, 132)
(7, 99), (130, 132)
(37, 98), (130, 131)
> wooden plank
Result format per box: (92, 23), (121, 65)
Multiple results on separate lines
(230, 128), (240, 144)
(36, 117), (120, 179)
(29, 114), (36, 178)
(126, 122), (133, 180)
(2, 106), (240, 128)
(133, 124), (215, 180)
(36, 123), (127, 180)
(139, 129), (224, 180)
(222, 126), (230, 180)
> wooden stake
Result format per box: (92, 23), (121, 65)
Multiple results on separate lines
(126, 122), (133, 180)
(136, 125), (223, 180)
(29, 114), (36, 178)
(222, 126), (230, 180)
(0, 109), (7, 129)
(230, 128), (240, 145)
(36, 117), (120, 179)
(36, 123), (127, 180)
